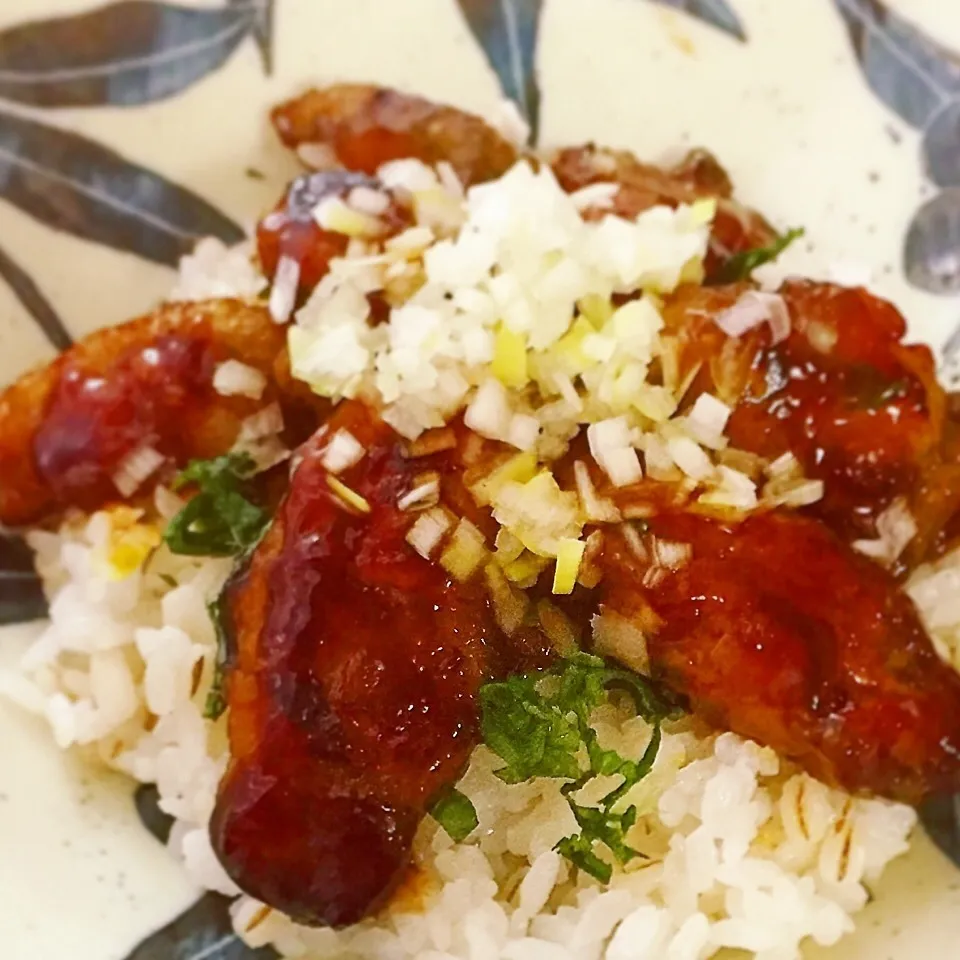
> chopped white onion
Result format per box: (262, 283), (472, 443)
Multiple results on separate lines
(686, 393), (731, 448)
(569, 182), (620, 211)
(666, 435), (714, 482)
(587, 417), (643, 488)
(405, 507), (453, 559)
(313, 196), (384, 237)
(592, 609), (650, 675)
(485, 561), (529, 635)
(347, 185), (391, 216)
(464, 379), (513, 442)
(440, 518), (488, 581)
(714, 291), (791, 345)
(774, 478), (824, 508)
(268, 256), (300, 324)
(153, 484), (186, 520)
(573, 460), (621, 523)
(436, 161), (465, 199)
(112, 445), (165, 498)
(766, 451), (802, 480)
(651, 538), (692, 570)
(321, 430), (366, 475)
(212, 360), (267, 400)
(238, 403), (284, 442)
(853, 498), (917, 567)
(507, 414), (540, 452)
(397, 476), (441, 512)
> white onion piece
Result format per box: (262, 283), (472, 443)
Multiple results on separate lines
(853, 498), (917, 566)
(213, 360), (267, 400)
(268, 255), (300, 324)
(321, 430), (366, 475)
(405, 507), (452, 559)
(113, 445), (165, 498)
(397, 476), (441, 511)
(587, 417), (642, 487)
(592, 609), (650, 675)
(714, 291), (791, 345)
(464, 379), (512, 442)
(570, 182), (620, 211)
(238, 403), (284, 442)
(686, 393), (731, 448)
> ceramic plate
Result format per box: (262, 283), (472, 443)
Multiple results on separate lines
(3, 1), (960, 957)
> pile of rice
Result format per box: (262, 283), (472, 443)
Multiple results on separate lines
(7, 146), (960, 960)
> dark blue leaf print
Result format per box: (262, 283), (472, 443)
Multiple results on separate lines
(833, 0), (960, 131)
(456, 0), (543, 141)
(923, 98), (960, 188)
(0, 109), (244, 267)
(920, 794), (960, 872)
(229, 0), (275, 75)
(0, 0), (274, 110)
(134, 783), (174, 845)
(904, 189), (960, 295)
(123, 894), (278, 960)
(0, 241), (72, 351)
(0, 533), (46, 626)
(649, 0), (746, 42)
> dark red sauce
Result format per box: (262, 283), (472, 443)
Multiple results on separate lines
(212, 403), (527, 927)
(601, 510), (960, 802)
(34, 333), (217, 511)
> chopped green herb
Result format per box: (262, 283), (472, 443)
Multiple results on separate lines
(203, 595), (229, 721)
(479, 654), (675, 883)
(163, 453), (268, 558)
(431, 788), (479, 842)
(158, 573), (178, 589)
(714, 227), (805, 284)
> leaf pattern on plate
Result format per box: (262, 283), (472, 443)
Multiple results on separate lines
(134, 783), (175, 845)
(0, 0), (274, 109)
(0, 533), (47, 626)
(0, 241), (72, 350)
(923, 99), (960, 188)
(122, 894), (278, 960)
(833, 0), (960, 132)
(904, 189), (960, 295)
(0, 109), (244, 267)
(649, 0), (746, 42)
(456, 0), (543, 141)
(920, 794), (960, 871)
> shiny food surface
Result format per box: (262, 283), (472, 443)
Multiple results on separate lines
(212, 403), (511, 927)
(602, 511), (960, 804)
(0, 300), (308, 527)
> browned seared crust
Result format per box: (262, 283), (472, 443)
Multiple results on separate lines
(0, 299), (302, 528)
(271, 84), (520, 186)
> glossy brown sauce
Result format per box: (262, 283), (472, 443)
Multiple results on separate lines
(34, 333), (217, 511)
(212, 403), (535, 927)
(601, 510), (960, 802)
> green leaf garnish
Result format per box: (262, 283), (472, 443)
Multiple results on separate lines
(479, 654), (675, 883)
(163, 453), (268, 558)
(431, 788), (479, 842)
(714, 227), (805, 283)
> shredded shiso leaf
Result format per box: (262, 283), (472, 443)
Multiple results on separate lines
(478, 654), (676, 882)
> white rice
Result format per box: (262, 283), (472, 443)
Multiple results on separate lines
(5, 505), (935, 960)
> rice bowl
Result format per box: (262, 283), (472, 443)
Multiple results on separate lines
(3, 80), (960, 960)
